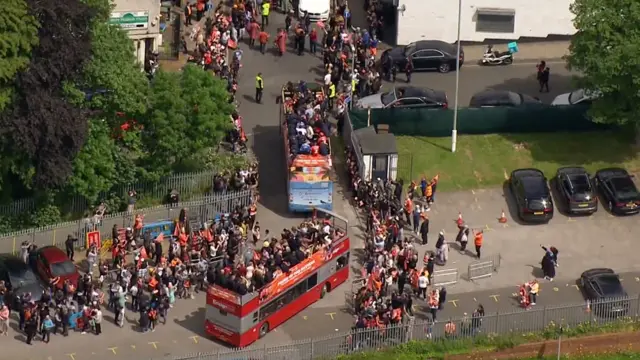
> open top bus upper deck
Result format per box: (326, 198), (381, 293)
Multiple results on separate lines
(206, 208), (349, 317)
(280, 81), (331, 168)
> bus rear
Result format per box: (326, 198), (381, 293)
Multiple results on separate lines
(205, 209), (350, 347)
(288, 157), (333, 212)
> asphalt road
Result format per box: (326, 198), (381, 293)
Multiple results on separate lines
(0, 9), (612, 360)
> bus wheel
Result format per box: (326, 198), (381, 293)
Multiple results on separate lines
(259, 322), (269, 338)
(321, 283), (331, 298)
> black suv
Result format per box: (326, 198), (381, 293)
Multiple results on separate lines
(509, 168), (554, 223)
(555, 167), (597, 214)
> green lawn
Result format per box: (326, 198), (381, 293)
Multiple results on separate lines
(396, 131), (640, 192)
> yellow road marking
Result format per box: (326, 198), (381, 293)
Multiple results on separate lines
(448, 300), (458, 308)
(567, 218), (576, 222)
(502, 223), (509, 228)
(553, 287), (559, 292)
(326, 312), (336, 320)
(512, 292), (518, 297)
(620, 278), (624, 282)
(67, 354), (77, 360)
(636, 277), (640, 282)
(484, 224), (493, 231)
(490, 295), (500, 302)
(190, 336), (199, 344)
(572, 285), (580, 291)
(108, 347), (118, 355)
(303, 315), (308, 320)
(149, 342), (159, 349)
(473, 297), (477, 302)
(131, 345), (136, 350)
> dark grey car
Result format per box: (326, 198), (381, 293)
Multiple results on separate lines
(555, 167), (598, 214)
(0, 255), (44, 308)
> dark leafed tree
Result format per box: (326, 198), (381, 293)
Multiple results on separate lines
(0, 0), (39, 112)
(568, 0), (640, 140)
(2, 0), (97, 188)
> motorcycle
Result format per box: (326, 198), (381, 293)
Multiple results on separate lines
(481, 45), (513, 65)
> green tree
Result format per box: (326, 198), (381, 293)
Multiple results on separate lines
(67, 120), (119, 204)
(79, 20), (150, 119)
(141, 65), (234, 175)
(568, 0), (640, 137)
(0, 0), (39, 112)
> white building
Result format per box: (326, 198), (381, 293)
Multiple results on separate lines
(395, 0), (576, 44)
(110, 0), (163, 64)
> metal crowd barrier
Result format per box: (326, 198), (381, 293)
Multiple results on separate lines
(468, 253), (502, 281)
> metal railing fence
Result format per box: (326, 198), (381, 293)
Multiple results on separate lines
(0, 170), (221, 218)
(0, 189), (254, 255)
(157, 295), (640, 360)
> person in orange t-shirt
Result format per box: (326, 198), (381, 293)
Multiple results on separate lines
(473, 230), (483, 259)
(258, 31), (269, 54)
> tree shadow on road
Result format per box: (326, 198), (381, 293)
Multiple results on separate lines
(173, 307), (234, 348)
(251, 125), (303, 219)
(485, 72), (577, 104)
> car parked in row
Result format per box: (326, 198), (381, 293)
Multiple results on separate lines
(381, 40), (464, 74)
(355, 86), (448, 109)
(28, 246), (79, 288)
(509, 168), (554, 223)
(469, 90), (541, 108)
(594, 168), (640, 215)
(554, 167), (598, 215)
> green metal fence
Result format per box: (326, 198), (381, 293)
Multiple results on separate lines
(0, 189), (254, 255)
(156, 295), (640, 360)
(348, 104), (608, 137)
(0, 170), (220, 218)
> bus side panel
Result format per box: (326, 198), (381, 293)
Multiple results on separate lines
(260, 284), (320, 334)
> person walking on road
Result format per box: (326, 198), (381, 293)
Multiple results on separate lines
(473, 229), (483, 259)
(428, 289), (439, 321)
(528, 279), (539, 305)
(255, 73), (264, 103)
(419, 213), (429, 245)
(418, 271), (428, 299)
(404, 56), (413, 83)
(184, 3), (193, 26)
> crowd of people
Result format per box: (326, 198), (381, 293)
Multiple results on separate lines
(281, 81), (332, 157)
(211, 213), (346, 297)
(0, 204), (258, 344)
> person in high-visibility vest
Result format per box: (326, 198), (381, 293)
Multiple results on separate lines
(431, 173), (440, 202)
(473, 230), (483, 259)
(328, 82), (336, 109)
(255, 73), (264, 103)
(261, 2), (271, 29)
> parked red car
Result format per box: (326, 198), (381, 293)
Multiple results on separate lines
(28, 246), (79, 288)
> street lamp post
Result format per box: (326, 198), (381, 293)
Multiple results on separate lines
(451, 0), (462, 153)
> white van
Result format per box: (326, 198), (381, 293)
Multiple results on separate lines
(298, 0), (331, 21)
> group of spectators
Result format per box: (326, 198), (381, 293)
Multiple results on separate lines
(210, 215), (346, 297)
(282, 81), (332, 157)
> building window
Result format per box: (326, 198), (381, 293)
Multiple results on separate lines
(476, 8), (515, 33)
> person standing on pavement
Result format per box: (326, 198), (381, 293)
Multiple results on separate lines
(184, 3), (193, 26)
(255, 72), (264, 103)
(261, 1), (270, 29)
(404, 56), (413, 83)
(309, 28), (318, 54)
(473, 229), (483, 258)
(65, 235), (77, 261)
(412, 204), (421, 235)
(420, 213), (429, 245)
(428, 289), (439, 321)
(457, 225), (469, 252)
(539, 67), (550, 92)
(528, 279), (539, 305)
(438, 287), (447, 310)
(328, 81), (337, 109)
(397, 269), (406, 295)
(0, 304), (8, 336)
(258, 29), (269, 54)
(418, 271), (428, 299)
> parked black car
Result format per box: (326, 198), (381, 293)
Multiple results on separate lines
(594, 168), (640, 215)
(0, 255), (44, 308)
(355, 86), (448, 109)
(469, 90), (541, 107)
(580, 268), (628, 317)
(381, 40), (463, 73)
(554, 167), (598, 214)
(509, 168), (554, 223)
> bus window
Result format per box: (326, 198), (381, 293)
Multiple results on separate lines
(259, 280), (308, 321)
(308, 273), (318, 288)
(336, 252), (349, 270)
(252, 311), (259, 323)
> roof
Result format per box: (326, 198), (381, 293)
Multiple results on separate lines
(413, 40), (457, 54)
(39, 246), (69, 263)
(470, 90), (520, 106)
(512, 168), (544, 179)
(353, 126), (397, 155)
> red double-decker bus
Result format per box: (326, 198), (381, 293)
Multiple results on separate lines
(204, 209), (350, 347)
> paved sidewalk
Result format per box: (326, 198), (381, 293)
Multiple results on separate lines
(463, 40), (570, 62)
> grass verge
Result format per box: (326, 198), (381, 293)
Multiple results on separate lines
(396, 131), (640, 192)
(333, 318), (640, 360)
